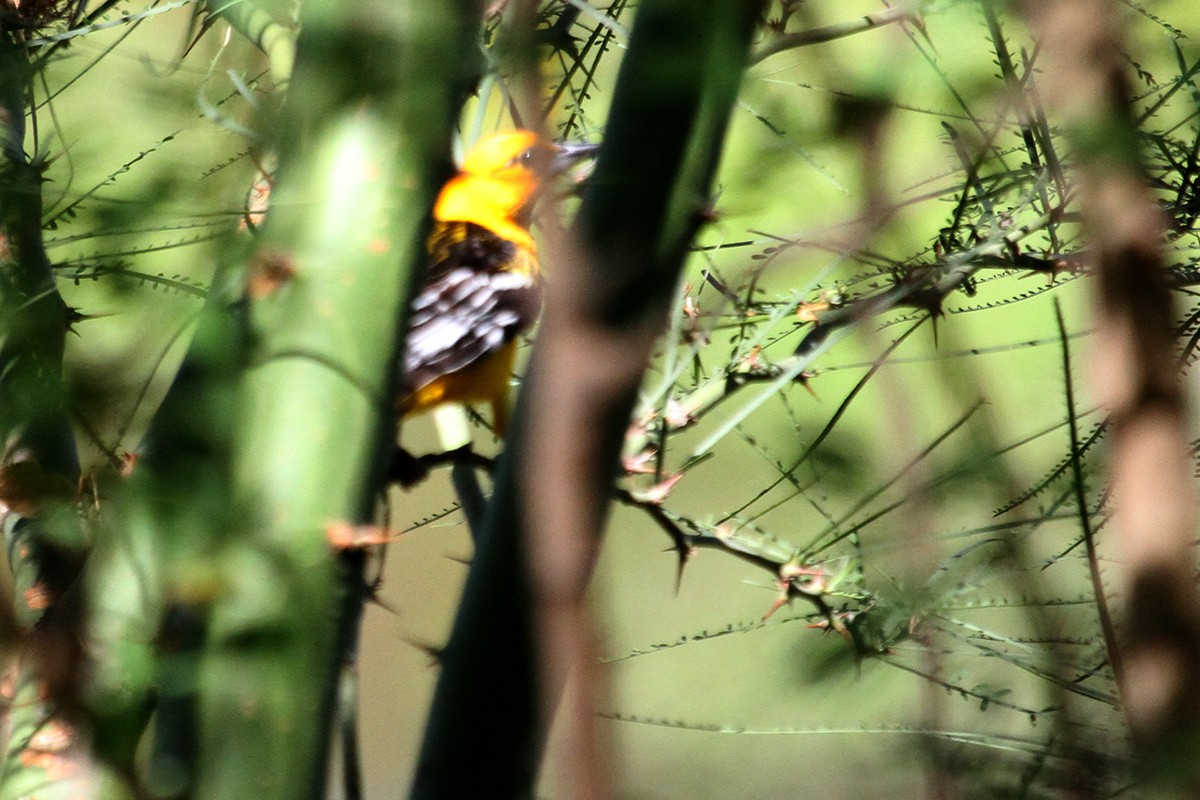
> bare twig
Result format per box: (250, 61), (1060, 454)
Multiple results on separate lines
(751, 3), (919, 65)
(1054, 299), (1124, 690)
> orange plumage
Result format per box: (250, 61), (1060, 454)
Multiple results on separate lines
(397, 131), (551, 433)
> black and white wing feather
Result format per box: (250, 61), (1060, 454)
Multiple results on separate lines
(401, 223), (540, 394)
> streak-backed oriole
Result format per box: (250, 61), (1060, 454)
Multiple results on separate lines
(397, 130), (582, 434)
(398, 130), (595, 438)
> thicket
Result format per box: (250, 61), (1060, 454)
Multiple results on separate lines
(1, 1), (1199, 798)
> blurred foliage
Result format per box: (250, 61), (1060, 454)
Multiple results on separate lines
(0, 0), (1199, 798)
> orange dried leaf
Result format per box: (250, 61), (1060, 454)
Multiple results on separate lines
(246, 249), (296, 299)
(326, 521), (395, 550)
(24, 583), (52, 611)
(621, 449), (657, 475)
(120, 451), (140, 478)
(631, 473), (683, 505)
(796, 300), (830, 323)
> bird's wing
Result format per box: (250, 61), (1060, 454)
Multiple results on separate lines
(401, 222), (540, 395)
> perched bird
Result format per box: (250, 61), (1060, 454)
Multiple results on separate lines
(397, 130), (590, 435)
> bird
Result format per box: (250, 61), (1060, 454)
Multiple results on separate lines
(396, 130), (592, 437)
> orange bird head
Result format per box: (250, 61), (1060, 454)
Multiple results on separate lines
(433, 130), (553, 252)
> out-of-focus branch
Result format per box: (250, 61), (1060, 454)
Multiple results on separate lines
(1021, 0), (1200, 785)
(0, 26), (91, 797)
(0, 38), (77, 527)
(523, 0), (767, 796)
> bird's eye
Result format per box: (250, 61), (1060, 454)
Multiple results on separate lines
(509, 148), (535, 167)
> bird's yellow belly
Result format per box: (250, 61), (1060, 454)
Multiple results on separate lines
(399, 340), (517, 429)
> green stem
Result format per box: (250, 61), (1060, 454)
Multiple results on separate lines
(204, 0), (296, 85)
(189, 3), (482, 798)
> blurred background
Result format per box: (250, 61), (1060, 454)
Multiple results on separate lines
(18, 0), (1200, 796)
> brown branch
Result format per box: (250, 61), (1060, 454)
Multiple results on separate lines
(1021, 0), (1200, 785)
(517, 3), (767, 797)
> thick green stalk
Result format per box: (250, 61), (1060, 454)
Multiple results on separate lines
(190, 3), (481, 799)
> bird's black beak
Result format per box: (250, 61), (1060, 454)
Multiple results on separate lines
(552, 141), (600, 174)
